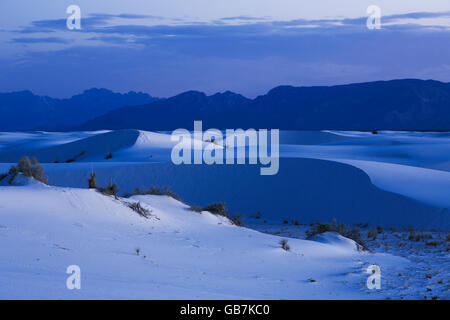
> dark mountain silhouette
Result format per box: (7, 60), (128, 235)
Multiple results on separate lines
(0, 88), (158, 131)
(79, 79), (450, 131)
(79, 90), (252, 131)
(2, 79), (450, 131)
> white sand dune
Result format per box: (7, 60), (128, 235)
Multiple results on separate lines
(0, 130), (449, 228)
(0, 181), (405, 299)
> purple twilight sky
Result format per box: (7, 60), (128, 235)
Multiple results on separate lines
(0, 0), (449, 98)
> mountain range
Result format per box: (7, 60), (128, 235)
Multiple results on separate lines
(0, 88), (158, 131)
(1, 79), (450, 131)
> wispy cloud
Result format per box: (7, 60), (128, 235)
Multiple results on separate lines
(11, 37), (71, 44)
(14, 10), (450, 36)
(2, 10), (450, 98)
(14, 13), (161, 34)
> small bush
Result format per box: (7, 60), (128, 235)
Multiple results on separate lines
(283, 219), (288, 224)
(87, 172), (97, 189)
(106, 182), (119, 198)
(200, 202), (243, 226)
(347, 228), (365, 248)
(426, 240), (440, 247)
(356, 222), (369, 228)
(306, 220), (345, 237)
(8, 166), (19, 184)
(368, 228), (378, 240)
(376, 225), (384, 234)
(149, 186), (181, 201)
(306, 219), (366, 249)
(189, 205), (203, 213)
(231, 214), (245, 227)
(97, 178), (119, 199)
(122, 187), (143, 198)
(280, 239), (290, 251)
(8, 156), (48, 184)
(255, 211), (261, 219)
(123, 186), (181, 201)
(294, 220), (300, 226)
(18, 156), (33, 176)
(0, 173), (7, 181)
(202, 202), (227, 217)
(127, 201), (151, 218)
(409, 231), (434, 242)
(105, 152), (113, 160)
(65, 151), (85, 163)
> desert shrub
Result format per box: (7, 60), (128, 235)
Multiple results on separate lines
(87, 172), (96, 189)
(306, 219), (366, 249)
(426, 240), (440, 247)
(18, 156), (33, 176)
(189, 205), (203, 213)
(347, 228), (365, 248)
(106, 182), (119, 198)
(65, 151), (85, 163)
(123, 186), (181, 201)
(255, 211), (261, 219)
(294, 220), (300, 226)
(8, 156), (47, 184)
(0, 173), (7, 181)
(8, 166), (19, 184)
(368, 228), (378, 240)
(149, 186), (181, 201)
(202, 202), (228, 217)
(280, 239), (290, 251)
(231, 214), (245, 227)
(127, 201), (151, 218)
(122, 187), (143, 198)
(105, 152), (113, 160)
(356, 222), (369, 228)
(283, 219), (289, 224)
(306, 220), (346, 237)
(30, 158), (46, 181)
(423, 233), (434, 240)
(200, 202), (243, 226)
(376, 225), (384, 234)
(372, 130), (378, 134)
(409, 232), (434, 242)
(97, 178), (119, 199)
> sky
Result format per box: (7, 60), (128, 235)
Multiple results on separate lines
(0, 0), (449, 98)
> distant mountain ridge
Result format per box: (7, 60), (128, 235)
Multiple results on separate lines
(1, 79), (450, 131)
(78, 90), (252, 131)
(0, 88), (158, 131)
(79, 79), (450, 131)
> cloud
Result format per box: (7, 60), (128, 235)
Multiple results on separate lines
(10, 37), (71, 44)
(384, 11), (450, 20)
(14, 13), (160, 34)
(2, 10), (450, 98)
(12, 10), (450, 39)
